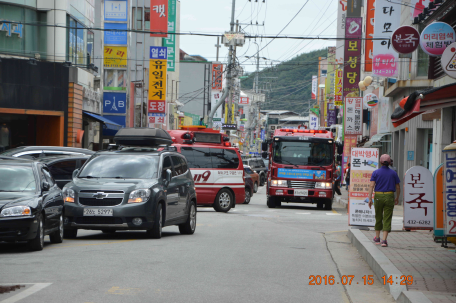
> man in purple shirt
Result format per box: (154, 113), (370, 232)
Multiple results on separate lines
(368, 154), (401, 247)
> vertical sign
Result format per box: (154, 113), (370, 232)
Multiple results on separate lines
(150, 0), (168, 37)
(163, 0), (176, 71)
(434, 164), (445, 237)
(212, 63), (223, 90)
(327, 103), (337, 126)
(404, 166), (434, 230)
(343, 17), (362, 98)
(311, 75), (317, 100)
(344, 97), (363, 135)
(443, 145), (456, 237)
(365, 0), (375, 72)
(347, 0), (361, 17)
(334, 69), (343, 106)
(378, 94), (390, 133)
(309, 111), (319, 130)
(373, 0), (401, 77)
(343, 135), (357, 167)
(148, 47), (168, 126)
(336, 0), (347, 64)
(349, 148), (379, 227)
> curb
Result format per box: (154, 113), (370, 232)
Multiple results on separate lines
(335, 196), (348, 208)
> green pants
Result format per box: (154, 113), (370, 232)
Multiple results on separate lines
(374, 193), (395, 232)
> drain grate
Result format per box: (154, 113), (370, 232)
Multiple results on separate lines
(0, 285), (25, 294)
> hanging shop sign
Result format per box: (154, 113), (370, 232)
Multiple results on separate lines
(440, 42), (456, 79)
(420, 22), (455, 57)
(103, 92), (126, 114)
(104, 46), (127, 68)
(104, 23), (127, 45)
(334, 69), (343, 106)
(0, 20), (23, 38)
(344, 97), (363, 135)
(443, 142), (456, 237)
(349, 148), (379, 227)
(335, 0), (347, 65)
(311, 75), (318, 100)
(104, 0), (128, 22)
(309, 111), (319, 130)
(403, 166), (434, 230)
(211, 91), (223, 122)
(343, 17), (362, 98)
(363, 93), (378, 109)
(364, 0), (375, 72)
(391, 26), (420, 54)
(239, 97), (249, 105)
(327, 103), (337, 126)
(372, 0), (401, 77)
(434, 164), (445, 238)
(212, 63), (224, 90)
(150, 0), (168, 37)
(162, 0), (176, 71)
(325, 47), (336, 108)
(148, 46), (167, 126)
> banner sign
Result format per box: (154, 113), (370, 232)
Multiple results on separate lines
(441, 42), (456, 79)
(309, 112), (319, 130)
(148, 47), (167, 125)
(373, 0), (401, 77)
(105, 0), (128, 22)
(349, 148), (379, 227)
(343, 134), (357, 175)
(364, 0), (375, 72)
(278, 168), (326, 180)
(336, 0), (347, 65)
(325, 47), (336, 110)
(334, 69), (343, 106)
(404, 166), (434, 230)
(162, 0), (176, 71)
(420, 22), (455, 57)
(344, 97), (363, 135)
(311, 75), (317, 100)
(347, 0), (361, 17)
(443, 146), (456, 237)
(212, 63), (223, 90)
(104, 46), (127, 68)
(104, 23), (127, 45)
(150, 0), (168, 37)
(103, 92), (126, 114)
(327, 103), (337, 126)
(239, 97), (249, 105)
(211, 90), (223, 122)
(343, 17), (362, 99)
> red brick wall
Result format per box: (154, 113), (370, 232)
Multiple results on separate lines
(68, 83), (83, 148)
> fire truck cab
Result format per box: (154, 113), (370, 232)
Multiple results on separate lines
(168, 126), (245, 213)
(262, 128), (336, 210)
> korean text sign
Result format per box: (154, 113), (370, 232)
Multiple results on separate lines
(420, 22), (455, 57)
(277, 169), (326, 180)
(150, 0), (168, 37)
(104, 46), (127, 68)
(162, 0), (176, 71)
(311, 75), (317, 100)
(239, 97), (249, 105)
(148, 47), (167, 125)
(104, 23), (127, 45)
(334, 69), (343, 105)
(349, 148), (379, 227)
(344, 97), (363, 135)
(105, 0), (128, 22)
(364, 0), (375, 72)
(309, 112), (319, 130)
(373, 0), (401, 77)
(343, 17), (362, 98)
(403, 166), (434, 230)
(443, 148), (456, 237)
(212, 64), (223, 90)
(336, 0), (347, 65)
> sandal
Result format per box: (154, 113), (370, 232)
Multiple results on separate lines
(381, 240), (388, 247)
(373, 237), (380, 244)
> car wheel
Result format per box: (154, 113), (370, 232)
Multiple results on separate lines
(267, 196), (276, 208)
(28, 214), (44, 251)
(260, 175), (265, 186)
(213, 189), (233, 212)
(63, 228), (78, 239)
(179, 203), (197, 235)
(324, 198), (333, 210)
(253, 182), (258, 193)
(49, 215), (64, 244)
(147, 203), (163, 239)
(244, 187), (251, 204)
(102, 230), (116, 234)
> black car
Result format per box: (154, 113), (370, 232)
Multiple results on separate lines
(39, 155), (90, 188)
(242, 158), (268, 186)
(244, 173), (253, 204)
(0, 158), (64, 251)
(1, 146), (95, 160)
(62, 128), (197, 239)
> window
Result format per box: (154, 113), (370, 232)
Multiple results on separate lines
(244, 167), (254, 174)
(132, 7), (143, 30)
(210, 148), (239, 169)
(67, 17), (87, 65)
(145, 8), (150, 30)
(42, 168), (55, 186)
(87, 31), (94, 64)
(171, 155), (183, 176)
(255, 160), (264, 168)
(162, 156), (173, 178)
(268, 118), (279, 125)
(181, 147), (212, 169)
(49, 160), (77, 180)
(273, 141), (333, 166)
(179, 157), (188, 173)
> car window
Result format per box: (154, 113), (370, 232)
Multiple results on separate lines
(210, 148), (239, 169)
(171, 155), (183, 176)
(181, 147), (212, 168)
(0, 166), (36, 192)
(245, 167), (254, 174)
(49, 160), (77, 180)
(162, 156), (173, 178)
(80, 159), (87, 166)
(42, 167), (55, 186)
(180, 157), (188, 173)
(243, 161), (248, 165)
(256, 160), (265, 168)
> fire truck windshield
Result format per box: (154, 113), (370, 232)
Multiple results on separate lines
(273, 141), (333, 166)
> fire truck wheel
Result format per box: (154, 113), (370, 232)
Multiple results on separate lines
(317, 201), (324, 209)
(260, 175), (265, 186)
(267, 196), (276, 208)
(213, 189), (233, 212)
(324, 198), (333, 210)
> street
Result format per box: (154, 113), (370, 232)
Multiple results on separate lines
(1, 187), (394, 303)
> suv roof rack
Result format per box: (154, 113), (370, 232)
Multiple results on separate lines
(114, 128), (173, 147)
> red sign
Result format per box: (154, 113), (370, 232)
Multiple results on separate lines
(364, 0), (375, 72)
(212, 64), (223, 90)
(148, 100), (166, 113)
(150, 0), (168, 37)
(239, 97), (249, 105)
(392, 26), (420, 54)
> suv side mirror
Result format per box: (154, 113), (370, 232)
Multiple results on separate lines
(261, 142), (268, 152)
(72, 169), (79, 179)
(262, 151), (268, 159)
(42, 181), (50, 191)
(164, 169), (172, 187)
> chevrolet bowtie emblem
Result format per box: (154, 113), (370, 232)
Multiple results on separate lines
(93, 192), (108, 199)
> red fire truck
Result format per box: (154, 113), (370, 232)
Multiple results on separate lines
(168, 126), (245, 213)
(262, 128), (337, 210)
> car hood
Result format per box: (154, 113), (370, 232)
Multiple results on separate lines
(69, 178), (159, 193)
(0, 192), (38, 210)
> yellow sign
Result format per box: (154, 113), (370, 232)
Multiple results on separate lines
(148, 59), (167, 101)
(335, 68), (343, 106)
(224, 103), (236, 124)
(104, 46), (127, 68)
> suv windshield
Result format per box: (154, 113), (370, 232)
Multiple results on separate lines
(79, 155), (159, 179)
(0, 166), (37, 192)
(273, 141), (333, 166)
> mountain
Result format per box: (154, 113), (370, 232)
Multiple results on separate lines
(240, 48), (328, 115)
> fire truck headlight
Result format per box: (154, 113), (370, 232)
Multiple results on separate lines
(271, 180), (287, 187)
(315, 182), (332, 189)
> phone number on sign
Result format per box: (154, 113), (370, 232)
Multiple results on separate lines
(309, 275), (413, 285)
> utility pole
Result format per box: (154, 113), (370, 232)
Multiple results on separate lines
(215, 37), (221, 62)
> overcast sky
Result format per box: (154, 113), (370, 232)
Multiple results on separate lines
(179, 0), (338, 73)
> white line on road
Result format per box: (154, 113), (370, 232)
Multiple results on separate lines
(326, 213), (342, 216)
(1, 283), (52, 303)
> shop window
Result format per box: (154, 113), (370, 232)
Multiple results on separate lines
(104, 70), (127, 91)
(132, 7), (143, 30)
(145, 8), (150, 31)
(87, 31), (94, 64)
(67, 17), (88, 65)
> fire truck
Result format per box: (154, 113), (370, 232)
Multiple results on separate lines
(262, 128), (337, 210)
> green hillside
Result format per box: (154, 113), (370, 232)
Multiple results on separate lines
(240, 48), (328, 115)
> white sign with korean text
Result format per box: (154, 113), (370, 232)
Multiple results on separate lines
(372, 0), (401, 77)
(336, 0), (346, 65)
(211, 90), (223, 122)
(404, 166), (434, 230)
(311, 75), (318, 100)
(443, 149), (456, 237)
(309, 112), (319, 130)
(344, 97), (363, 135)
(349, 148), (379, 227)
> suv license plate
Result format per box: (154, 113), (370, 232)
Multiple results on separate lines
(294, 190), (308, 196)
(83, 209), (113, 216)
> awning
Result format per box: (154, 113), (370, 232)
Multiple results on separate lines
(363, 133), (391, 148)
(391, 83), (456, 128)
(83, 111), (122, 131)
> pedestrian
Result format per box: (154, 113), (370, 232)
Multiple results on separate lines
(368, 154), (400, 247)
(344, 163), (350, 190)
(389, 159), (397, 173)
(334, 161), (342, 195)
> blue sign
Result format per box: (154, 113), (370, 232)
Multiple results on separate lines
(104, 23), (127, 45)
(103, 115), (126, 137)
(277, 168), (326, 180)
(150, 46), (168, 60)
(260, 129), (265, 141)
(103, 92), (126, 114)
(407, 151), (415, 161)
(104, 0), (128, 22)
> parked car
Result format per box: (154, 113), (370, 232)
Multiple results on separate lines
(1, 146), (95, 160)
(39, 155), (91, 188)
(244, 173), (254, 204)
(242, 158), (268, 186)
(63, 128), (197, 239)
(244, 165), (260, 193)
(0, 158), (64, 251)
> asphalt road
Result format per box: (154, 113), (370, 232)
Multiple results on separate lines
(0, 187), (394, 303)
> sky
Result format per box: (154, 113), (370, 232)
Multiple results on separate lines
(179, 0), (338, 73)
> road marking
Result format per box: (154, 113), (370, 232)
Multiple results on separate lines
(0, 283), (52, 303)
(107, 287), (141, 295)
(296, 212), (311, 215)
(326, 213), (342, 216)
